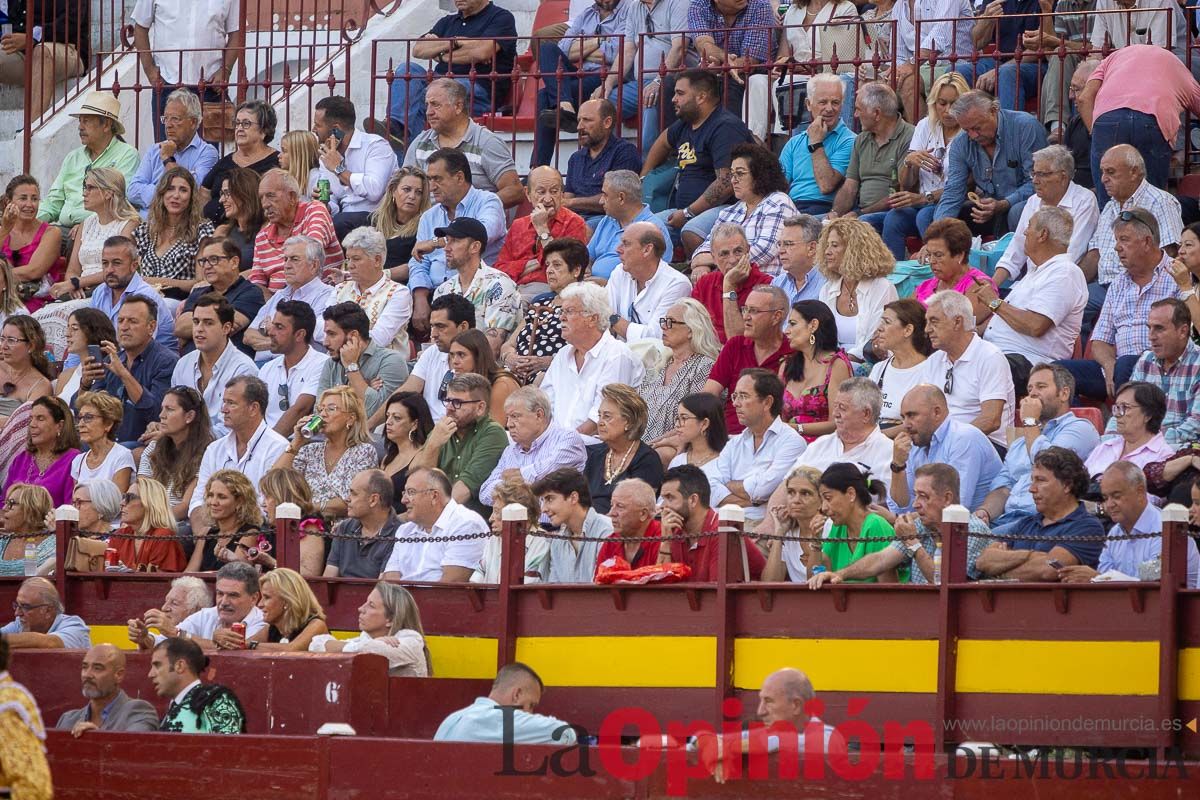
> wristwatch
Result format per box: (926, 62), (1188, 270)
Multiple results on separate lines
(924, 191), (935, 203)
(987, 297), (1003, 311)
(538, 231), (551, 243)
(722, 290), (738, 302)
(609, 313), (620, 329)
(1021, 416), (1041, 428)
(807, 141), (824, 154)
(904, 539), (922, 555)
(345, 362), (361, 374)
(334, 162), (348, 175)
(890, 461), (907, 474)
(682, 208), (696, 221)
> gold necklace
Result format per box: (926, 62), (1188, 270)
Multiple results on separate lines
(604, 442), (638, 484)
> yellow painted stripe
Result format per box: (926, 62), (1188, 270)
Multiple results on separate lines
(516, 636), (716, 687)
(957, 640), (1159, 695)
(1177, 648), (1200, 700)
(734, 638), (939, 693)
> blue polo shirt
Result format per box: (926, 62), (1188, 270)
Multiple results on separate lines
(565, 136), (642, 200)
(1007, 502), (1106, 568)
(779, 121), (856, 204)
(428, 2), (518, 93)
(1, 613), (92, 648)
(588, 204), (674, 280)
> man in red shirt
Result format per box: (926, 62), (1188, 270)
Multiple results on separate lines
(691, 222), (772, 342)
(657, 464), (765, 582)
(251, 169), (344, 296)
(596, 478), (662, 573)
(703, 284), (792, 434)
(493, 166), (590, 302)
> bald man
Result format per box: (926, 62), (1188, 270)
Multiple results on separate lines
(889, 384), (1002, 513)
(56, 644), (159, 737)
(692, 668), (845, 783)
(493, 165), (591, 302)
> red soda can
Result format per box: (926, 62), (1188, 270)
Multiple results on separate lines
(231, 621), (247, 648)
(104, 548), (118, 568)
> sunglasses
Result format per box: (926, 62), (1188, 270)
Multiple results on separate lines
(943, 365), (954, 396)
(122, 492), (141, 504)
(278, 383), (290, 412)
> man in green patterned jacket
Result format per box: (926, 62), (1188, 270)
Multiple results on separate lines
(150, 638), (245, 734)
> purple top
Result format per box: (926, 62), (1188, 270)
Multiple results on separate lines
(5, 449), (80, 507)
(913, 268), (997, 306)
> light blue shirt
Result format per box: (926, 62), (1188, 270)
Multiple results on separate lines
(408, 187), (507, 292)
(561, 0), (631, 71)
(990, 411), (1100, 515)
(1101, 504), (1200, 588)
(779, 122), (856, 204)
(1, 613), (92, 649)
(434, 696), (578, 744)
(479, 424), (588, 507)
(127, 132), (219, 215)
(891, 417), (1002, 513)
(85, 273), (177, 359)
(588, 204), (673, 281)
(772, 268), (826, 308)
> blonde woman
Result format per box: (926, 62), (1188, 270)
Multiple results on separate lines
(639, 299), (722, 442)
(761, 466), (824, 582)
(111, 477), (185, 572)
(39, 167), (138, 357)
(278, 130), (320, 202)
(248, 568), (329, 652)
(472, 477), (550, 584)
(309, 582), (431, 677)
(185, 469), (263, 572)
(273, 386), (379, 519)
(133, 166), (214, 299)
(0, 483), (54, 575)
(70, 391), (135, 491)
(373, 167), (431, 275)
(880, 71), (969, 259)
(259, 467), (325, 577)
(815, 218), (897, 361)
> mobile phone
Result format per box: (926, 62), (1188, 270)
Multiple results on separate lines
(332, 126), (345, 143)
(87, 344), (105, 365)
(1047, 559), (1063, 570)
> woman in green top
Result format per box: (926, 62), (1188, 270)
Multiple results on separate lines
(813, 463), (898, 583)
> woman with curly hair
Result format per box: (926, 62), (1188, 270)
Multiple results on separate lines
(373, 166), (431, 274)
(185, 469), (264, 572)
(139, 387), (213, 521)
(213, 166), (265, 272)
(133, 166), (214, 300)
(690, 143), (798, 276)
(816, 217), (897, 361)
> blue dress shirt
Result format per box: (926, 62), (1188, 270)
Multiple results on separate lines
(588, 204), (674, 281)
(935, 109), (1047, 220)
(990, 411), (1100, 515)
(127, 132), (219, 215)
(408, 187), (507, 292)
(892, 417), (1003, 513)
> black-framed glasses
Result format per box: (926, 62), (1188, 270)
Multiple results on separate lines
(943, 365), (955, 396)
(196, 256), (231, 268)
(12, 601), (50, 613)
(659, 316), (687, 329)
(278, 383), (291, 412)
(0, 335), (28, 346)
(76, 412), (100, 424)
(402, 487), (437, 500)
(445, 398), (483, 410)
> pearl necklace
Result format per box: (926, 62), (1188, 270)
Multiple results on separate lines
(604, 442), (638, 484)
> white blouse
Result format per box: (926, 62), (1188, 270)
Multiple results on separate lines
(817, 275), (899, 360)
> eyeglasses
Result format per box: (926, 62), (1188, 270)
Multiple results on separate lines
(674, 413), (698, 424)
(1111, 403), (1138, 418)
(12, 601), (50, 613)
(3, 499), (18, 509)
(1117, 210), (1155, 232)
(219, 188), (231, 199)
(401, 487), (436, 499)
(659, 316), (687, 329)
(232, 119), (257, 130)
(741, 307), (777, 317)
(195, 256), (231, 268)
(445, 398), (482, 410)
(122, 492), (141, 504)
(316, 404), (341, 416)
(159, 115), (188, 125)
(278, 383), (291, 412)
(943, 365), (955, 396)
(730, 392), (757, 402)
(0, 335), (28, 346)
(729, 169), (751, 180)
(76, 412), (100, 424)
(1030, 170), (1060, 180)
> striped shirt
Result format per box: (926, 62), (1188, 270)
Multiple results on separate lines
(1091, 257), (1179, 358)
(403, 121), (518, 195)
(250, 201), (344, 292)
(1089, 180), (1183, 285)
(692, 191), (798, 275)
(687, 0), (777, 62)
(1107, 340), (1200, 446)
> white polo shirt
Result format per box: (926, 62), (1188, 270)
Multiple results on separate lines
(712, 417), (807, 521)
(382, 499), (490, 582)
(984, 252), (1088, 364)
(796, 426), (897, 492)
(606, 260), (693, 341)
(993, 182), (1100, 278)
(541, 331), (645, 431)
(159, 605), (266, 644)
(258, 347), (330, 429)
(923, 334), (1015, 448)
(188, 422), (290, 514)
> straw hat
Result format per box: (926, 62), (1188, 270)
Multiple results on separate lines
(70, 91), (126, 136)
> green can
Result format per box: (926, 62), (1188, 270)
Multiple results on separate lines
(316, 179), (331, 204)
(301, 415), (324, 438)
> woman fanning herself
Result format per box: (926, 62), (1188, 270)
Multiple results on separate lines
(247, 568), (329, 651)
(185, 470), (264, 573)
(761, 466), (825, 582)
(779, 300), (851, 442)
(806, 463), (897, 585)
(111, 477), (185, 572)
(309, 582), (432, 677)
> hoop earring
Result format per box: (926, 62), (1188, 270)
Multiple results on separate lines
(408, 430), (416, 443)
(808, 334), (816, 346)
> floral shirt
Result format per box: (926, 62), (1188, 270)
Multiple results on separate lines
(432, 265), (524, 338)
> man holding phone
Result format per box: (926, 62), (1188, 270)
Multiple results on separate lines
(77, 295), (178, 446)
(312, 96), (399, 240)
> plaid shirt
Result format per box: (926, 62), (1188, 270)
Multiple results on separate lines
(692, 191), (797, 275)
(891, 514), (993, 583)
(687, 0), (777, 63)
(1092, 257), (1179, 358)
(1107, 340), (1200, 446)
(1089, 180), (1184, 285)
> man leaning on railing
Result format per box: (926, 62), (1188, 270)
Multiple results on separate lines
(0, 0), (87, 122)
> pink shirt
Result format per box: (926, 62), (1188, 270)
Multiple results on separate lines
(913, 267), (996, 306)
(1084, 432), (1176, 479)
(1092, 45), (1200, 144)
